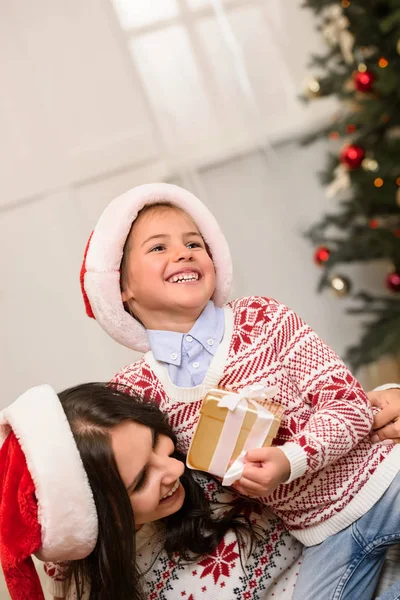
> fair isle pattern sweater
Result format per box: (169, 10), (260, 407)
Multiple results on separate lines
(45, 473), (302, 600)
(112, 296), (400, 546)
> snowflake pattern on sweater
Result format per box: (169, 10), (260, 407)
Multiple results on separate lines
(126, 474), (301, 600)
(45, 473), (302, 600)
(111, 296), (398, 542)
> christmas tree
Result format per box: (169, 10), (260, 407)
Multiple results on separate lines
(302, 0), (400, 372)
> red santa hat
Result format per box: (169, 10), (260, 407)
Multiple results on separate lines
(80, 183), (233, 353)
(0, 385), (98, 600)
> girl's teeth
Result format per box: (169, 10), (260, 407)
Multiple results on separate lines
(162, 479), (180, 499)
(169, 273), (199, 283)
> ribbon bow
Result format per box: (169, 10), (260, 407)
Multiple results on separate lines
(218, 383), (279, 410)
(207, 383), (279, 487)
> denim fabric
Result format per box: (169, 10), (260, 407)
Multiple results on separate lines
(293, 472), (400, 600)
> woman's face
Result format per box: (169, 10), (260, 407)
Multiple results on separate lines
(111, 421), (185, 527)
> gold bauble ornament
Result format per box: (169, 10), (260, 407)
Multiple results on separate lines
(361, 158), (379, 172)
(306, 77), (322, 98)
(330, 275), (351, 297)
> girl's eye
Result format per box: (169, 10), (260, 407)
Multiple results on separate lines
(150, 244), (165, 253)
(187, 242), (202, 249)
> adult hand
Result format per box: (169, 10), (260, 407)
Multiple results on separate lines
(368, 387), (400, 444)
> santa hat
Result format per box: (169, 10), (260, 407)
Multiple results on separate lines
(80, 183), (233, 353)
(0, 385), (98, 600)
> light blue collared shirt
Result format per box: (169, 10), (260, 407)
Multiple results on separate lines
(147, 301), (225, 387)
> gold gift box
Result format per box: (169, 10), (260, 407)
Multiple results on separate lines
(187, 388), (284, 473)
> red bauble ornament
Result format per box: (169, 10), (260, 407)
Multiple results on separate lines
(339, 144), (365, 170)
(386, 272), (400, 292)
(353, 70), (376, 92)
(314, 246), (330, 266)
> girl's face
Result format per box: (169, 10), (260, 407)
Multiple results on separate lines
(111, 420), (185, 527)
(121, 206), (216, 330)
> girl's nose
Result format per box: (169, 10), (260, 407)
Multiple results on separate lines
(174, 245), (193, 262)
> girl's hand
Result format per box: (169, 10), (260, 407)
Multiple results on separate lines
(368, 388), (400, 444)
(232, 447), (291, 498)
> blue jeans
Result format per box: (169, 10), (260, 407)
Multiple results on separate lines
(293, 472), (400, 600)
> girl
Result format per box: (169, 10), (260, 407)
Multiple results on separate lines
(79, 183), (400, 599)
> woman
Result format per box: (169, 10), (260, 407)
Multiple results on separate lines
(1, 382), (397, 600)
(44, 382), (302, 600)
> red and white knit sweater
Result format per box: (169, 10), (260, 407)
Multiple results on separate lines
(112, 296), (400, 546)
(45, 472), (302, 600)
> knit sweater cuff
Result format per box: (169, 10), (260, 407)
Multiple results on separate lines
(280, 442), (308, 483)
(373, 383), (400, 391)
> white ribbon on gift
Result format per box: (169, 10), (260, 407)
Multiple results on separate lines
(207, 383), (279, 487)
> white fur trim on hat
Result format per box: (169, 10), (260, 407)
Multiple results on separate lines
(0, 385), (98, 561)
(83, 183), (232, 352)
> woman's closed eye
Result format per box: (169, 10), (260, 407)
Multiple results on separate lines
(130, 431), (160, 494)
(133, 468), (148, 493)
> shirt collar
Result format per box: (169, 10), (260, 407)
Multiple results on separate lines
(147, 301), (224, 366)
(146, 329), (183, 366)
(189, 301), (224, 356)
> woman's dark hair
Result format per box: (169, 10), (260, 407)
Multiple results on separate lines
(59, 383), (258, 600)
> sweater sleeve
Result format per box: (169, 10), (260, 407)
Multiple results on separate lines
(271, 301), (373, 482)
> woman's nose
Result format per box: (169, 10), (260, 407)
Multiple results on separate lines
(161, 456), (185, 485)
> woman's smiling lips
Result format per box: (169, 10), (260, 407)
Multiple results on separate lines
(160, 479), (181, 503)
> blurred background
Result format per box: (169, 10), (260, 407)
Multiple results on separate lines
(1, 2), (400, 597)
(1, 1), (399, 409)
